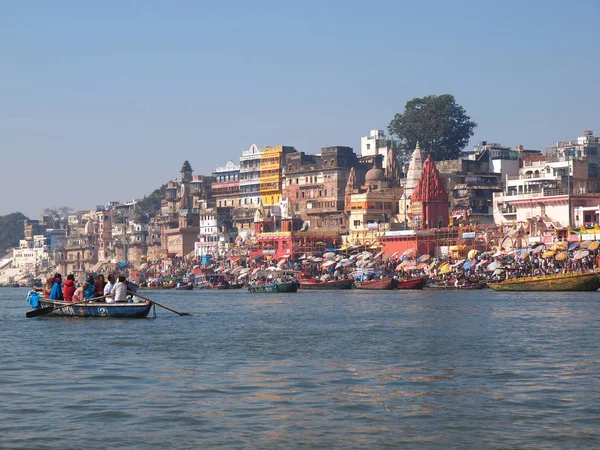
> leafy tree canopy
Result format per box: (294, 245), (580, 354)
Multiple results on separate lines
(0, 212), (28, 255)
(133, 184), (168, 223)
(388, 94), (477, 162)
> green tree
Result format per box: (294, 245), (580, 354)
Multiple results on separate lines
(133, 184), (168, 222)
(0, 212), (28, 255)
(388, 94), (477, 162)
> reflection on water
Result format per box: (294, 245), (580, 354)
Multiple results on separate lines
(1, 288), (599, 448)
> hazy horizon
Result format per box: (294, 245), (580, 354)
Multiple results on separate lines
(2, 0), (599, 218)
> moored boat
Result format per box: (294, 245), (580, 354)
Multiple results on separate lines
(174, 283), (194, 291)
(35, 299), (153, 318)
(248, 281), (298, 293)
(487, 270), (600, 292)
(354, 277), (399, 290)
(427, 282), (487, 290)
(298, 279), (354, 290)
(397, 277), (426, 290)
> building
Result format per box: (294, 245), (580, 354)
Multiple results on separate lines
(410, 155), (449, 229)
(493, 131), (600, 230)
(360, 129), (399, 169)
(239, 143), (264, 207)
(284, 146), (359, 232)
(260, 145), (296, 205)
(436, 158), (503, 225)
(346, 149), (403, 244)
(212, 160), (241, 208)
(12, 235), (50, 272)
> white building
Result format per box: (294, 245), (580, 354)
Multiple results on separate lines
(361, 130), (397, 169)
(493, 131), (600, 230)
(12, 235), (50, 271)
(239, 143), (264, 206)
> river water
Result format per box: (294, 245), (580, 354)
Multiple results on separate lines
(1, 287), (600, 449)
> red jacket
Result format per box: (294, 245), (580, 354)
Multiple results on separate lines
(63, 279), (76, 302)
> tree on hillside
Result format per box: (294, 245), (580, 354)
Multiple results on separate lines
(133, 184), (168, 223)
(388, 94), (477, 162)
(42, 206), (73, 229)
(0, 212), (28, 255)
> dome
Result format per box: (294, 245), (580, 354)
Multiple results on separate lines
(365, 167), (385, 183)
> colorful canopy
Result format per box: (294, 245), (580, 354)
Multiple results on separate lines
(468, 249), (479, 259)
(542, 250), (555, 258)
(417, 254), (430, 263)
(588, 241), (599, 251)
(555, 252), (568, 261)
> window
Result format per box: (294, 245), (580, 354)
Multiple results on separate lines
(353, 220), (361, 226)
(366, 144), (371, 150)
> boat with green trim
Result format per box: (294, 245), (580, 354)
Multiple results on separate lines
(487, 270), (600, 292)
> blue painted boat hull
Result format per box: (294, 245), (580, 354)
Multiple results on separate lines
(38, 300), (153, 318)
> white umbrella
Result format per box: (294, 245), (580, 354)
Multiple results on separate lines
(322, 260), (336, 267)
(323, 252), (335, 259)
(374, 250), (385, 259)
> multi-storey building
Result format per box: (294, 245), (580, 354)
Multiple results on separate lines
(12, 235), (50, 272)
(360, 129), (399, 169)
(239, 143), (264, 207)
(493, 131), (600, 230)
(260, 145), (296, 205)
(284, 146), (359, 232)
(212, 160), (240, 208)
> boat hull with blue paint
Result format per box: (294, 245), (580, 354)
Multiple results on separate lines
(37, 299), (153, 318)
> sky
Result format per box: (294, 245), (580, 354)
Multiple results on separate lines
(1, 0), (599, 217)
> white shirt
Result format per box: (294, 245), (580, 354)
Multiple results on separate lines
(104, 281), (115, 303)
(111, 281), (127, 302)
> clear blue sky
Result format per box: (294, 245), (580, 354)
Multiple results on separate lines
(1, 0), (599, 217)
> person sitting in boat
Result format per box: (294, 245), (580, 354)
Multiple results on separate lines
(110, 275), (128, 303)
(43, 276), (54, 298)
(62, 274), (76, 302)
(71, 282), (88, 303)
(103, 274), (115, 302)
(49, 274), (64, 300)
(95, 275), (107, 296)
(84, 275), (96, 300)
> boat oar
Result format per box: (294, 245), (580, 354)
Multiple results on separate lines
(25, 294), (112, 318)
(127, 290), (191, 316)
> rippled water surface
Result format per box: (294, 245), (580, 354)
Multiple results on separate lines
(2, 287), (600, 449)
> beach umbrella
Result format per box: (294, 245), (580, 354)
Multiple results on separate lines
(251, 268), (261, 275)
(463, 260), (473, 270)
(322, 260), (336, 267)
(487, 262), (499, 271)
(568, 243), (579, 251)
(493, 268), (503, 276)
(555, 252), (568, 261)
(419, 263), (429, 270)
(402, 248), (417, 258)
(429, 261), (437, 270)
(323, 252), (335, 259)
(405, 265), (418, 271)
(417, 254), (430, 263)
(438, 263), (451, 274)
(476, 259), (488, 267)
(574, 250), (590, 260)
(312, 257), (323, 263)
(395, 263), (404, 271)
(468, 249), (479, 259)
(374, 250), (385, 259)
(580, 241), (590, 249)
(298, 254), (307, 260)
(588, 241), (599, 251)
(533, 245), (545, 254)
(542, 250), (555, 258)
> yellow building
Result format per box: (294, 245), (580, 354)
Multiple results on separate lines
(260, 145), (296, 205)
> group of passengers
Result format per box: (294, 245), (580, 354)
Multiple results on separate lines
(41, 273), (131, 303)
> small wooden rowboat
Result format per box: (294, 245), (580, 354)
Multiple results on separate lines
(397, 277), (426, 290)
(36, 299), (153, 318)
(174, 283), (194, 291)
(248, 281), (298, 293)
(298, 279), (354, 290)
(354, 277), (399, 290)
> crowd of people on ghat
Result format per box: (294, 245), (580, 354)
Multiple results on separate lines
(39, 273), (139, 303)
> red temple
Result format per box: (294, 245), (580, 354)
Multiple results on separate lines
(410, 155), (449, 229)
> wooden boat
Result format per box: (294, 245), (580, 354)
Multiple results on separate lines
(248, 281), (298, 293)
(397, 277), (426, 290)
(298, 279), (354, 290)
(35, 299), (153, 318)
(427, 282), (487, 290)
(488, 270), (600, 292)
(174, 283), (194, 291)
(354, 277), (399, 290)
